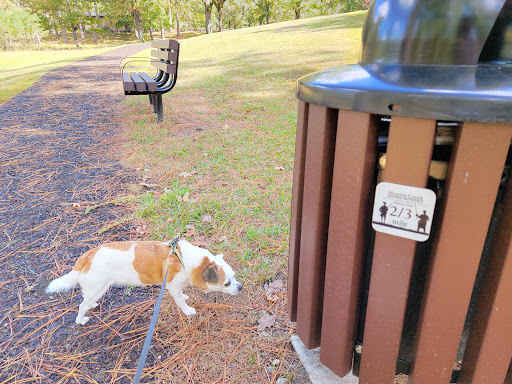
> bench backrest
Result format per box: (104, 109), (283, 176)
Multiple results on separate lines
(150, 39), (180, 75)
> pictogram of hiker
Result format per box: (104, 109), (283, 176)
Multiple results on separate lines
(379, 202), (388, 223)
(416, 210), (429, 232)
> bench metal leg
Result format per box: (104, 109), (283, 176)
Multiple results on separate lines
(149, 95), (158, 113)
(156, 94), (164, 123)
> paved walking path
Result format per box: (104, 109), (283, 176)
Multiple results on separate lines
(0, 43), (149, 382)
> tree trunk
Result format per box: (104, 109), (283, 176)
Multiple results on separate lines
(133, 9), (144, 42)
(168, 6), (172, 31)
(216, 0), (225, 32)
(149, 27), (153, 40)
(71, 26), (79, 48)
(160, 24), (165, 39)
(176, 6), (181, 37)
(294, 1), (301, 19)
(93, 31), (97, 43)
(266, 5), (270, 24)
(54, 27), (59, 39)
(204, 0), (212, 34)
(79, 24), (85, 39)
(62, 29), (69, 43)
(35, 32), (42, 45)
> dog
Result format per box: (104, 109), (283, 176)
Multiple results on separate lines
(46, 239), (243, 325)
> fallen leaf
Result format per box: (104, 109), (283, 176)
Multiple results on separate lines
(202, 215), (212, 223)
(182, 192), (190, 202)
(265, 289), (279, 302)
(257, 313), (276, 332)
(71, 203), (81, 208)
(179, 171), (197, 178)
(193, 236), (211, 248)
(274, 166), (285, 171)
(140, 182), (158, 188)
(202, 153), (209, 157)
(268, 279), (285, 292)
(136, 224), (147, 236)
(217, 236), (228, 243)
(185, 225), (196, 237)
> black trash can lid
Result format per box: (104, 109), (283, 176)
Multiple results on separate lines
(297, 0), (512, 124)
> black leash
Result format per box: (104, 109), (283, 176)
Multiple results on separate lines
(133, 236), (180, 384)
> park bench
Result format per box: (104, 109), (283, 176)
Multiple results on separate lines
(121, 39), (180, 122)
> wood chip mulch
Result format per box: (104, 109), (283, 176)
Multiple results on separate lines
(0, 43), (156, 383)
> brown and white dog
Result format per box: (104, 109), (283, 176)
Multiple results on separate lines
(46, 239), (242, 325)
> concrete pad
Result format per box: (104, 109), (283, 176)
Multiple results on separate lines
(291, 334), (359, 384)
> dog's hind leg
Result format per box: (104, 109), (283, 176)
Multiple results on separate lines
(76, 283), (110, 325)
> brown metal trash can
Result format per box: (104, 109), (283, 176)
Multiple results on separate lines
(288, 1), (512, 383)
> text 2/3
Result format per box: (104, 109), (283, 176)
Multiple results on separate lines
(389, 206), (411, 219)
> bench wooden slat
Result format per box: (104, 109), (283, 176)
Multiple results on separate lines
(138, 72), (158, 92)
(151, 39), (180, 50)
(122, 72), (135, 92)
(151, 49), (178, 63)
(151, 61), (176, 75)
(130, 72), (146, 92)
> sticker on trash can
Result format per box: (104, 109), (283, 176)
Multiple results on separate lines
(372, 182), (437, 242)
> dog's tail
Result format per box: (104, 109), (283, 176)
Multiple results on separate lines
(46, 271), (80, 293)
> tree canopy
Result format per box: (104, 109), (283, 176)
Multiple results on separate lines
(3, 0), (370, 48)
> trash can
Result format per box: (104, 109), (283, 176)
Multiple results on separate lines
(287, 1), (512, 383)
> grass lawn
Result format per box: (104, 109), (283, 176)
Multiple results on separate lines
(122, 11), (365, 280)
(117, 11), (366, 382)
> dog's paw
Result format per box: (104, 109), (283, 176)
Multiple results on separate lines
(182, 306), (196, 316)
(76, 316), (90, 325)
(182, 293), (189, 300)
(91, 303), (99, 309)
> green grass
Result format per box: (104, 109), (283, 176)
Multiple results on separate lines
(121, 12), (366, 281)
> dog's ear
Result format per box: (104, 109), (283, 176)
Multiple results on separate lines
(202, 262), (219, 283)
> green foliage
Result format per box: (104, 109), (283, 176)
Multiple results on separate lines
(0, 3), (43, 50)
(3, 0), (370, 50)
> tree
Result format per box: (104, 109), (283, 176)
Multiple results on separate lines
(255, 0), (273, 24)
(0, 3), (44, 50)
(203, 0), (212, 33)
(211, 0), (226, 32)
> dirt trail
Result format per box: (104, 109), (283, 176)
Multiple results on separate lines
(0, 43), (149, 382)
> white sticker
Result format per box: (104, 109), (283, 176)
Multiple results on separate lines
(372, 182), (437, 242)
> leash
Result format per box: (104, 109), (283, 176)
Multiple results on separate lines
(133, 235), (180, 384)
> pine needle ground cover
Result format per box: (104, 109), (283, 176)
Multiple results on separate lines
(117, 11), (365, 383)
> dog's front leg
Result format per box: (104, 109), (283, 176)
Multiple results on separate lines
(167, 286), (196, 316)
